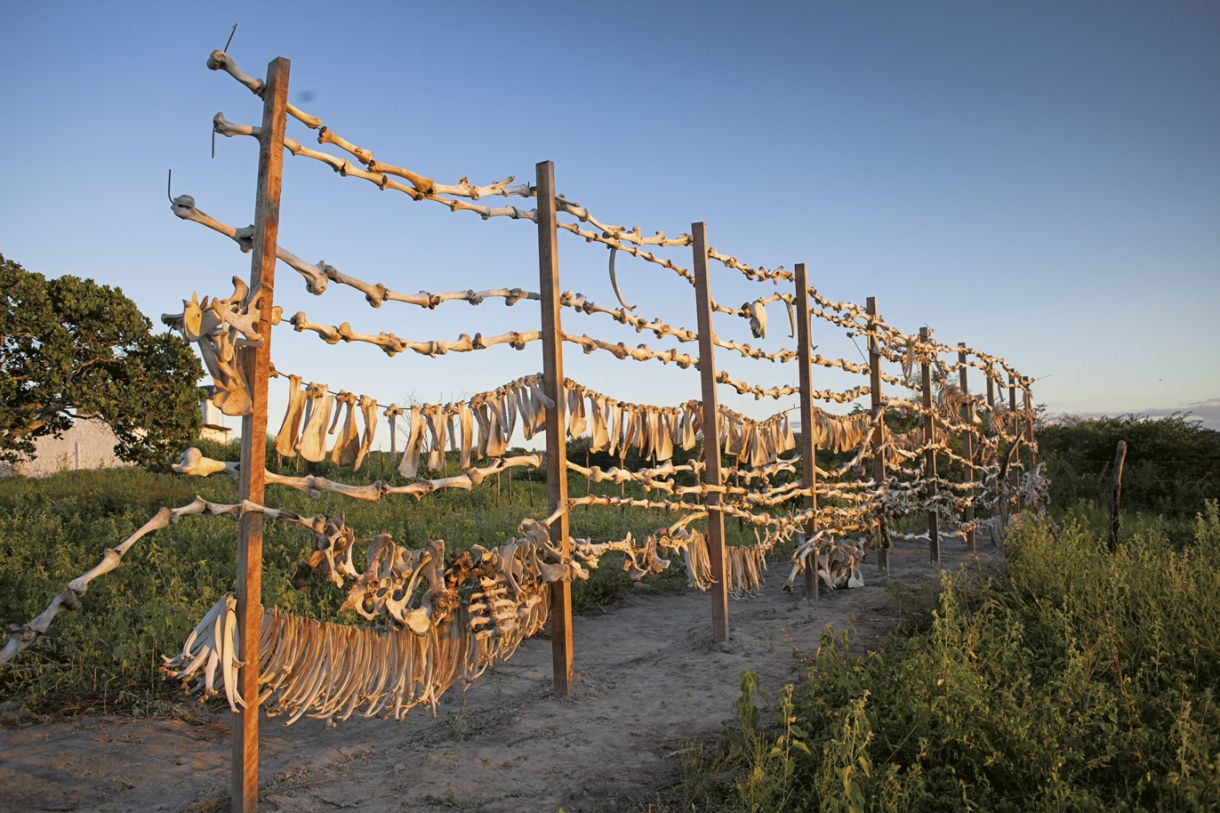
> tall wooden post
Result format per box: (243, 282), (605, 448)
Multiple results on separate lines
(1008, 373), (1020, 506)
(691, 222), (729, 642)
(957, 344), (976, 552)
(793, 263), (818, 601)
(866, 297), (888, 573)
(986, 371), (1008, 531)
(536, 160), (573, 695)
(233, 56), (289, 813)
(919, 327), (940, 563)
(1024, 376), (1037, 474)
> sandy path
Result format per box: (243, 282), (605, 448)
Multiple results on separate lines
(0, 543), (998, 812)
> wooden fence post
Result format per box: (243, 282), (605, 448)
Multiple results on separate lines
(536, 160), (573, 695)
(986, 372), (1003, 530)
(691, 222), (729, 642)
(1024, 376), (1037, 477)
(919, 327), (939, 563)
(957, 344), (976, 552)
(866, 297), (888, 573)
(1008, 372), (1019, 506)
(233, 55), (289, 813)
(1109, 439), (1127, 550)
(793, 263), (817, 601)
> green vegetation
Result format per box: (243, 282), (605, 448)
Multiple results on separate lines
(677, 508), (1219, 811)
(0, 255), (203, 467)
(1038, 414), (1220, 515)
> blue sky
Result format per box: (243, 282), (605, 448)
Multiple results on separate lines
(1, 1), (1217, 439)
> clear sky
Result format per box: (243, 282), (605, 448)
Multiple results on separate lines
(2, 1), (1218, 440)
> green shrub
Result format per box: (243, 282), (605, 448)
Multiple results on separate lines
(700, 503), (1220, 811)
(1039, 415), (1220, 516)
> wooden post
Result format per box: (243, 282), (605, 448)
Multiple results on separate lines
(986, 372), (1003, 528)
(1024, 376), (1037, 478)
(536, 160), (573, 695)
(233, 55), (289, 813)
(793, 263), (817, 601)
(1008, 373), (1020, 505)
(919, 328), (939, 563)
(1109, 439), (1127, 550)
(691, 222), (729, 642)
(957, 344), (976, 552)
(866, 297), (889, 573)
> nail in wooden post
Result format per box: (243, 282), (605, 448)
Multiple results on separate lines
(919, 328), (940, 563)
(793, 264), (818, 601)
(1008, 372), (1020, 506)
(957, 344), (976, 552)
(691, 222), (729, 642)
(536, 160), (573, 696)
(233, 55), (289, 813)
(866, 297), (889, 573)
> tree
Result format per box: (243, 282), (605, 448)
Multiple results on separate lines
(0, 254), (204, 467)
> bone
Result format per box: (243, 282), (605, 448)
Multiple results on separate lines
(296, 384), (334, 462)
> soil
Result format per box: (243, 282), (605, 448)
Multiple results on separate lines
(0, 543), (1000, 812)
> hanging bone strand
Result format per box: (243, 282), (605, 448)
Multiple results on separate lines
(0, 497), (324, 668)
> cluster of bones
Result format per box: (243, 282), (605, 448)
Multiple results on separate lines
(0, 47), (1044, 730)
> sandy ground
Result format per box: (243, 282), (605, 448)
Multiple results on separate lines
(0, 543), (1000, 813)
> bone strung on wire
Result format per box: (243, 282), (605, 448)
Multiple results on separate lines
(173, 447), (541, 502)
(177, 187), (540, 310)
(288, 310), (540, 357)
(563, 332), (698, 368)
(715, 373), (871, 403)
(0, 497), (324, 668)
(782, 532), (867, 593)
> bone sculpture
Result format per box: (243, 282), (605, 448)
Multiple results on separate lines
(208, 85), (1044, 395)
(161, 278), (282, 416)
(783, 533), (866, 592)
(163, 516), (588, 722)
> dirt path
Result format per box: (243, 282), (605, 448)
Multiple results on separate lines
(0, 544), (999, 812)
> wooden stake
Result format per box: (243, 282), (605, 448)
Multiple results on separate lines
(233, 55), (289, 813)
(920, 327), (939, 563)
(1109, 439), (1127, 550)
(691, 222), (729, 642)
(793, 263), (818, 601)
(535, 160), (573, 696)
(986, 372), (1003, 529)
(957, 344), (976, 552)
(866, 297), (889, 573)
(1008, 373), (1019, 506)
(1024, 376), (1037, 481)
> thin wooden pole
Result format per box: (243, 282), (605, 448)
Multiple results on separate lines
(1024, 376), (1037, 480)
(986, 372), (1002, 528)
(536, 160), (573, 696)
(866, 297), (888, 573)
(691, 222), (729, 642)
(233, 55), (289, 813)
(793, 263), (818, 601)
(957, 344), (976, 552)
(1109, 439), (1127, 550)
(1008, 372), (1019, 506)
(919, 327), (939, 563)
